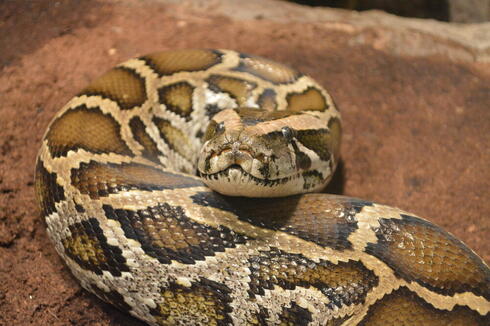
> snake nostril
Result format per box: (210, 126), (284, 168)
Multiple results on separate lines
(216, 143), (255, 158)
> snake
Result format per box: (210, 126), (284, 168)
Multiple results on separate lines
(34, 49), (490, 325)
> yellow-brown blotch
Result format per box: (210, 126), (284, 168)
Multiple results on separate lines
(82, 67), (147, 110)
(287, 87), (328, 112)
(143, 49), (222, 76)
(158, 82), (195, 119)
(46, 106), (133, 157)
(360, 287), (487, 326)
(206, 75), (257, 107)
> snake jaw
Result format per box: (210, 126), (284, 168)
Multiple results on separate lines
(198, 164), (304, 197)
(197, 139), (293, 196)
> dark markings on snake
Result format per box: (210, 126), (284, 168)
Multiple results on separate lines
(330, 315), (355, 326)
(152, 116), (194, 162)
(129, 116), (163, 164)
(206, 74), (257, 106)
(296, 128), (332, 162)
(191, 192), (359, 251)
(205, 104), (221, 117)
(90, 284), (132, 314)
(327, 117), (342, 163)
(74, 203), (85, 213)
(291, 141), (312, 170)
(158, 81), (195, 120)
(302, 170), (325, 191)
(102, 203), (250, 265)
(358, 286), (490, 326)
(257, 161), (270, 179)
(333, 196), (373, 213)
(286, 86), (328, 112)
(195, 129), (204, 139)
(45, 105), (133, 158)
(71, 161), (203, 199)
(278, 302), (312, 326)
(80, 66), (147, 110)
(250, 307), (270, 325)
(149, 277), (233, 325)
(140, 49), (223, 76)
(247, 248), (379, 308)
(257, 88), (278, 111)
(62, 218), (129, 276)
(35, 160), (66, 216)
(260, 131), (285, 145)
(366, 214), (490, 300)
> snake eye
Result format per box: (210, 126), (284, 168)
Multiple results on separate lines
(281, 126), (294, 142)
(203, 121), (225, 141)
(216, 122), (225, 134)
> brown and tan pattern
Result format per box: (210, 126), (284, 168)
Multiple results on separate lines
(158, 82), (195, 120)
(206, 74), (257, 107)
(101, 202), (249, 264)
(35, 160), (65, 215)
(278, 302), (312, 326)
(286, 86), (328, 112)
(70, 161), (202, 199)
(129, 116), (163, 163)
(142, 49), (223, 76)
(45, 105), (133, 157)
(150, 278), (233, 325)
(246, 248), (379, 307)
(366, 214), (490, 299)
(359, 287), (489, 326)
(35, 49), (490, 325)
(81, 67), (147, 110)
(89, 285), (133, 315)
(191, 193), (360, 251)
(233, 53), (300, 84)
(62, 218), (130, 277)
(152, 116), (195, 163)
(257, 88), (278, 111)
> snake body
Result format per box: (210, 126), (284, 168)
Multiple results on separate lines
(35, 49), (490, 325)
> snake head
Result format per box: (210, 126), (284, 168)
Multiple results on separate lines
(197, 107), (341, 197)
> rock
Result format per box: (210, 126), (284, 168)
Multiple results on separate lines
(449, 0), (490, 23)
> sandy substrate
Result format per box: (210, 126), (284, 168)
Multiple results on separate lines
(0, 1), (489, 325)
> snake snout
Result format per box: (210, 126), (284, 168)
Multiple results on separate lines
(218, 141), (253, 163)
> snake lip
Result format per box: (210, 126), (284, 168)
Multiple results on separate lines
(198, 164), (296, 187)
(226, 164), (243, 171)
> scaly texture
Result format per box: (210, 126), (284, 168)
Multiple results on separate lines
(35, 49), (490, 325)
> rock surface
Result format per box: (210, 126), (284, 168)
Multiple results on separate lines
(450, 0), (490, 23)
(0, 0), (489, 325)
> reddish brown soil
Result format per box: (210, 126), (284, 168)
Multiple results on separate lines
(1, 1), (489, 325)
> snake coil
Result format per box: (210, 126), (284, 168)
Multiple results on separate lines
(35, 49), (490, 325)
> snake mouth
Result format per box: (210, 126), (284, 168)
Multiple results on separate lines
(198, 164), (297, 187)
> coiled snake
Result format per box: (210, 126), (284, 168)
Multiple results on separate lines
(35, 49), (490, 325)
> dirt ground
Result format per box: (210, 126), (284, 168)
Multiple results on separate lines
(0, 1), (489, 325)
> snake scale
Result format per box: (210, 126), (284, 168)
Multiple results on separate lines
(35, 49), (490, 325)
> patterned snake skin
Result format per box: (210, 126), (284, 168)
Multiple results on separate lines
(35, 49), (490, 325)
